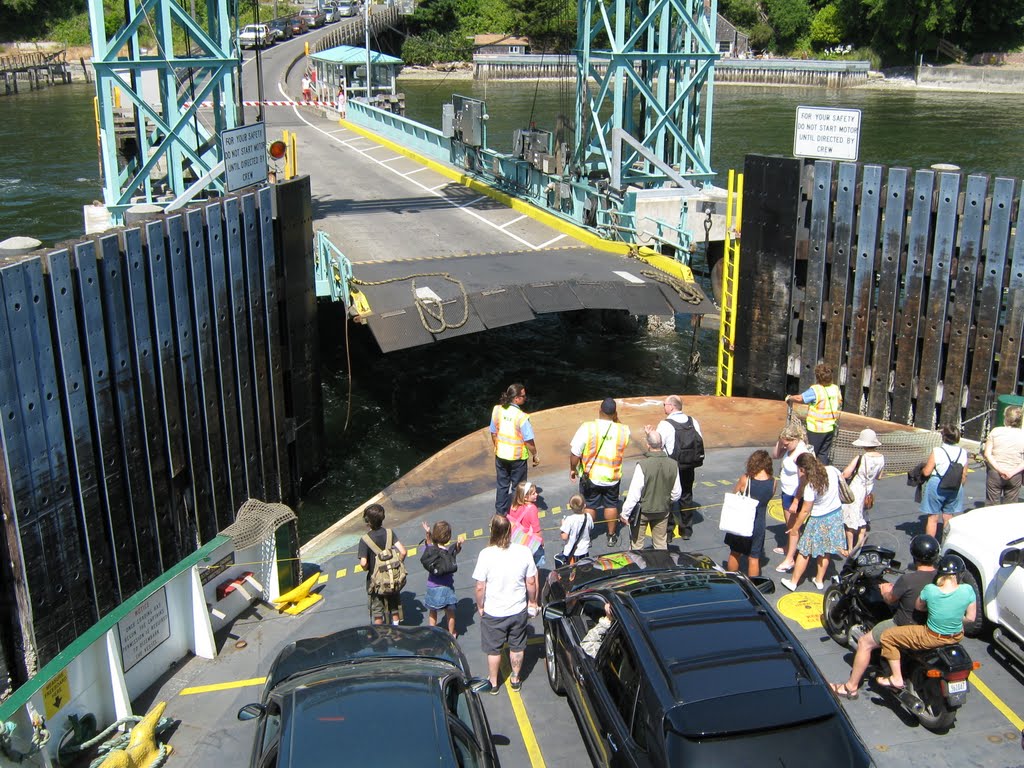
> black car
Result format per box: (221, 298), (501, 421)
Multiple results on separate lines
(268, 19), (293, 40)
(542, 550), (874, 766)
(238, 625), (499, 767)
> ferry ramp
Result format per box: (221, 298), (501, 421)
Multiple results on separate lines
(238, 34), (714, 352)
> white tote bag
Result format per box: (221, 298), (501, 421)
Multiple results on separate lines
(719, 485), (758, 537)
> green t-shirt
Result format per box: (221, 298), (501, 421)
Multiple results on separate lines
(920, 582), (975, 635)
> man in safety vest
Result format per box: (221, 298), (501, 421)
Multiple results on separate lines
(786, 362), (842, 465)
(569, 398), (631, 547)
(490, 383), (539, 516)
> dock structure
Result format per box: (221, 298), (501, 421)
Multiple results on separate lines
(0, 50), (72, 95)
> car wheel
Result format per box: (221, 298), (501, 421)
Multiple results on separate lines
(958, 567), (984, 638)
(544, 623), (564, 695)
(821, 585), (850, 648)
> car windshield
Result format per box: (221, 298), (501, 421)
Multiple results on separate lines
(283, 677), (445, 766)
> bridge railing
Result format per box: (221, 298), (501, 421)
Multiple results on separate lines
(346, 98), (451, 163)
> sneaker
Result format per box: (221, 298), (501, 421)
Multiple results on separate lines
(478, 681), (500, 696)
(509, 678), (522, 692)
(811, 579), (825, 591)
(780, 578), (796, 592)
(607, 532), (619, 547)
(681, 532), (691, 541)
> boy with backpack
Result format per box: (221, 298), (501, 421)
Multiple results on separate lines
(359, 503), (408, 625)
(420, 520), (464, 637)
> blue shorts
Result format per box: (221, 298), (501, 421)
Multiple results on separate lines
(581, 478), (620, 511)
(921, 477), (964, 515)
(425, 585), (457, 610)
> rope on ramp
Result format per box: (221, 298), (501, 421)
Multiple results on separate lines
(351, 272), (470, 333)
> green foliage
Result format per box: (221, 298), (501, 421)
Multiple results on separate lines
(46, 11), (92, 45)
(748, 21), (775, 51)
(401, 30), (472, 65)
(506, 0), (574, 52)
(809, 3), (841, 48)
(764, 0), (811, 49)
(719, 0), (760, 28)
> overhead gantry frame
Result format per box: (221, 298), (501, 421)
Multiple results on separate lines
(88, 0), (239, 222)
(575, 0), (718, 192)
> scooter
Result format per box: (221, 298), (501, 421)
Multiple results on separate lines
(821, 542), (977, 731)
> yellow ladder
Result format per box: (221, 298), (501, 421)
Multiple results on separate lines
(716, 169), (743, 397)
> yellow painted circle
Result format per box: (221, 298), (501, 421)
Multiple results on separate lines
(768, 497), (785, 522)
(776, 591), (824, 629)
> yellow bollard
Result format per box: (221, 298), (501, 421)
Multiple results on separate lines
(289, 130), (298, 177)
(113, 85), (121, 108)
(304, 41), (309, 56)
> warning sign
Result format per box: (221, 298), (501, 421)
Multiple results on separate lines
(777, 592), (824, 630)
(793, 106), (862, 162)
(42, 669), (70, 719)
(222, 122), (268, 192)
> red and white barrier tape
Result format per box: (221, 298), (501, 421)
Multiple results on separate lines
(184, 100), (339, 107)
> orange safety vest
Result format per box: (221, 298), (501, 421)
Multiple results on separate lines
(807, 384), (842, 433)
(579, 420), (630, 483)
(492, 404), (529, 460)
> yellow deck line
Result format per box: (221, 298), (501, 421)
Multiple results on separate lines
(499, 653), (547, 768)
(971, 672), (1024, 731)
(180, 677), (266, 695)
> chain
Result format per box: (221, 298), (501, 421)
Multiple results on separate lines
(350, 272), (470, 333)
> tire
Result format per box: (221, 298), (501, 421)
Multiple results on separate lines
(544, 623), (564, 695)
(908, 666), (957, 732)
(821, 586), (851, 648)
(958, 567), (985, 638)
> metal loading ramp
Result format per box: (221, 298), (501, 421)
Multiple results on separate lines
(352, 246), (716, 352)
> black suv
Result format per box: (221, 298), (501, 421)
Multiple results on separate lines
(542, 550), (874, 766)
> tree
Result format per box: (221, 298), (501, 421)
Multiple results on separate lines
(505, 0), (575, 52)
(719, 0), (760, 28)
(809, 3), (842, 48)
(764, 0), (812, 49)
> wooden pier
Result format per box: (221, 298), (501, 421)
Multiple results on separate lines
(735, 154), (1024, 439)
(0, 50), (72, 95)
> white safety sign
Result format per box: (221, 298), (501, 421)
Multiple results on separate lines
(793, 106), (861, 162)
(222, 123), (268, 192)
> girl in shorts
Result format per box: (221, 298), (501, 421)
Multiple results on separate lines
(421, 520), (462, 637)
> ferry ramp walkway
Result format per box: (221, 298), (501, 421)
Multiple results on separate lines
(133, 397), (1024, 768)
(238, 34), (714, 352)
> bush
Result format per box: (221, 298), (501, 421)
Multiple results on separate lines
(748, 22), (775, 52)
(401, 31), (472, 66)
(809, 3), (842, 49)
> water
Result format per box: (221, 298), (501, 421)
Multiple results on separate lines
(4, 79), (1024, 540)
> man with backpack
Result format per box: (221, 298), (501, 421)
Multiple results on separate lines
(649, 395), (704, 541)
(358, 503), (408, 625)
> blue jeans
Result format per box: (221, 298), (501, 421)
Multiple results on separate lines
(495, 457), (528, 516)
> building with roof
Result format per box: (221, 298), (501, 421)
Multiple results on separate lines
(309, 44), (403, 100)
(473, 34), (530, 55)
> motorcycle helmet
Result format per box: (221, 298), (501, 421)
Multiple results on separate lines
(936, 554), (966, 578)
(909, 534), (940, 565)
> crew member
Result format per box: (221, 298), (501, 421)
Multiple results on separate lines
(829, 534), (939, 699)
(490, 383), (538, 517)
(570, 398), (631, 547)
(786, 362), (842, 465)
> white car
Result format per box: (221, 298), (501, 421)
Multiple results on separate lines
(237, 24), (273, 49)
(941, 502), (1024, 667)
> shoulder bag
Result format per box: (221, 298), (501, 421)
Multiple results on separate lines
(719, 481), (757, 537)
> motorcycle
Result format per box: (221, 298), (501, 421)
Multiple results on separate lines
(821, 540), (977, 731)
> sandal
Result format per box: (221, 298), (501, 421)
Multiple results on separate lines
(875, 676), (904, 690)
(829, 682), (859, 700)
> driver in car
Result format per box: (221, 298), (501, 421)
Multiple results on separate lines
(829, 535), (939, 699)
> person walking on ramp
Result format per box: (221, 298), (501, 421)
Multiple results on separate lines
(570, 398), (631, 547)
(490, 383), (539, 517)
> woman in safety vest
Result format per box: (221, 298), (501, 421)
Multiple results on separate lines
(490, 383), (539, 517)
(786, 362), (842, 465)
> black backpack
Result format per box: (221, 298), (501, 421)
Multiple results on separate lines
(938, 447), (965, 492)
(670, 418), (705, 469)
(420, 544), (458, 577)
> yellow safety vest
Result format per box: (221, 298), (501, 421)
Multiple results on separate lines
(807, 384), (842, 433)
(492, 404), (529, 460)
(580, 420), (630, 483)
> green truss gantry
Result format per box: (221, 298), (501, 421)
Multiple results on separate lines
(88, 0), (239, 222)
(576, 0), (718, 192)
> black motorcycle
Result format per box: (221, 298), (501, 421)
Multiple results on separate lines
(821, 542), (976, 731)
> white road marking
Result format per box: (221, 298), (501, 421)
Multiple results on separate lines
(499, 214), (527, 229)
(403, 167), (430, 176)
(613, 270), (645, 283)
(376, 156), (404, 164)
(537, 234), (567, 248)
(276, 82), (542, 250)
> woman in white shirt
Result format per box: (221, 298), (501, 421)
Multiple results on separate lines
(771, 423), (811, 572)
(781, 453), (847, 592)
(841, 428), (886, 553)
(921, 424), (968, 538)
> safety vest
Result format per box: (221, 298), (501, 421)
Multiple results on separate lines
(492, 404), (529, 460)
(580, 420), (630, 483)
(807, 384), (842, 433)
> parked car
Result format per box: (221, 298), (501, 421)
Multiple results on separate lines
(238, 626), (499, 767)
(268, 19), (293, 41)
(321, 4), (339, 22)
(333, 1), (358, 17)
(298, 6), (326, 27)
(237, 23), (274, 49)
(942, 502), (1024, 665)
(288, 15), (309, 34)
(542, 550), (874, 766)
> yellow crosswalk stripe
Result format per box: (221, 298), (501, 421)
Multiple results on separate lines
(335, 568), (347, 579)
